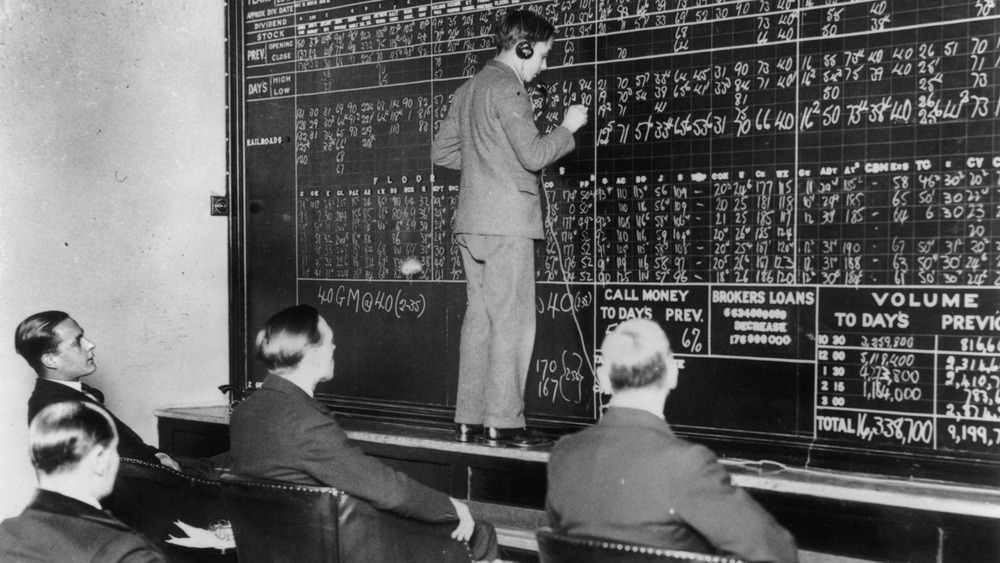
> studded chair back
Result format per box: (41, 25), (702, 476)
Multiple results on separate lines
(107, 458), (232, 563)
(220, 474), (472, 563)
(537, 529), (749, 563)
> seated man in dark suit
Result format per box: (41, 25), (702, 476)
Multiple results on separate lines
(15, 310), (181, 471)
(546, 319), (798, 563)
(229, 304), (499, 561)
(0, 401), (167, 562)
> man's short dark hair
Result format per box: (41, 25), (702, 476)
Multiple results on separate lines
(15, 311), (71, 375)
(29, 401), (116, 475)
(255, 305), (325, 372)
(494, 9), (555, 52)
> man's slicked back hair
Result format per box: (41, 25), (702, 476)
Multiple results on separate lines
(29, 401), (116, 475)
(255, 304), (325, 372)
(15, 311), (71, 375)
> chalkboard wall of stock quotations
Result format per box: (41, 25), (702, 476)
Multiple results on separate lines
(228, 0), (1000, 485)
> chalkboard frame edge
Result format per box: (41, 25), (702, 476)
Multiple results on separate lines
(222, 0), (1000, 493)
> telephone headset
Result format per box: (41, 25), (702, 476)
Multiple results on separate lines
(509, 9), (539, 60)
(514, 16), (535, 87)
(515, 40), (534, 60)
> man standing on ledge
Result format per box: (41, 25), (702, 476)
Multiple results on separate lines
(431, 9), (588, 447)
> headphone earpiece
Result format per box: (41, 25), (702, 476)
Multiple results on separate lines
(515, 40), (533, 60)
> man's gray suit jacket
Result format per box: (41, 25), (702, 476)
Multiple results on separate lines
(547, 407), (798, 563)
(229, 374), (457, 523)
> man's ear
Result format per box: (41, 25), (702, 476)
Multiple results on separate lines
(302, 344), (322, 368)
(40, 352), (59, 371)
(664, 356), (679, 391)
(595, 364), (613, 395)
(91, 445), (113, 477)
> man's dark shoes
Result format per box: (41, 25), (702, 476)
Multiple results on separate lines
(454, 423), (484, 442)
(483, 427), (552, 448)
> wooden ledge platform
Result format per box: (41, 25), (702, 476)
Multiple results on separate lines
(156, 406), (1000, 519)
(157, 406), (1000, 562)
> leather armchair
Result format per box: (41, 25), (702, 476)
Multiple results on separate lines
(537, 529), (748, 563)
(220, 474), (473, 563)
(106, 458), (233, 563)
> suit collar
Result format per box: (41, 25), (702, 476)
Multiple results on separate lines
(485, 59), (520, 82)
(27, 489), (130, 531)
(49, 379), (84, 392)
(261, 374), (330, 415)
(599, 407), (675, 436)
(35, 378), (88, 399)
(44, 379), (104, 401)
(38, 486), (101, 510)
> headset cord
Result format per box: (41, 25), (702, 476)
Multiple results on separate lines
(536, 78), (596, 378)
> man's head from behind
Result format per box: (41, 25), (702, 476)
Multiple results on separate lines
(15, 311), (96, 380)
(494, 9), (555, 52)
(494, 9), (555, 83)
(597, 319), (678, 395)
(256, 305), (336, 386)
(30, 401), (120, 500)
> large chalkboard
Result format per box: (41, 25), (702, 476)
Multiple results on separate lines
(228, 0), (1000, 485)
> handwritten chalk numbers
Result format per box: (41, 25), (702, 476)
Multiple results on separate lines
(948, 423), (998, 446)
(536, 351), (586, 404)
(869, 1), (890, 31)
(975, 0), (996, 17)
(857, 416), (934, 446)
(681, 327), (703, 353)
(959, 338), (1000, 353)
(822, 7), (841, 37)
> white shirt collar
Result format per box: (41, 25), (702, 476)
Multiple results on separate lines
(50, 379), (83, 392)
(48, 379), (103, 403)
(39, 485), (103, 510)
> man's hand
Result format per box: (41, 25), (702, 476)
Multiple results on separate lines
(449, 498), (475, 542)
(560, 104), (589, 133)
(155, 453), (182, 472)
